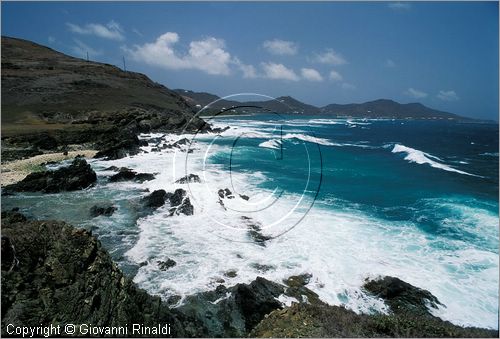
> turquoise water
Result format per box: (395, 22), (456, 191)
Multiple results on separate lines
(3, 115), (499, 328)
(206, 115), (499, 253)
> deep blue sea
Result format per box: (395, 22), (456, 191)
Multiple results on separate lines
(3, 115), (499, 329)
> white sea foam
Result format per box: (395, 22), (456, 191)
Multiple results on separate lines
(92, 121), (498, 330)
(480, 152), (499, 157)
(391, 144), (480, 177)
(259, 139), (282, 150)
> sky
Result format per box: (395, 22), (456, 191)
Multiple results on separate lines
(2, 1), (499, 120)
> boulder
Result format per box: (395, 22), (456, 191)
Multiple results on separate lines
(178, 276), (285, 337)
(240, 217), (271, 246)
(363, 276), (442, 317)
(109, 168), (155, 183)
(157, 259), (176, 271)
(142, 189), (168, 209)
(89, 204), (117, 217)
(168, 189), (194, 216)
(218, 188), (234, 199)
(4, 158), (96, 193)
(175, 174), (201, 184)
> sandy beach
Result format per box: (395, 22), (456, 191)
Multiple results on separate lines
(1, 150), (97, 186)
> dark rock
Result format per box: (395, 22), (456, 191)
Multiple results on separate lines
(109, 168), (155, 183)
(284, 273), (313, 288)
(218, 188), (234, 199)
(239, 194), (250, 201)
(169, 188), (187, 206)
(142, 189), (168, 209)
(4, 158), (96, 193)
(224, 269), (238, 278)
(0, 211), (27, 223)
(89, 204), (117, 217)
(178, 276), (285, 337)
(211, 126), (230, 134)
(33, 133), (58, 150)
(139, 188), (193, 216)
(134, 173), (156, 182)
(109, 168), (137, 182)
(363, 276), (443, 317)
(251, 297), (498, 338)
(169, 196), (194, 216)
(283, 274), (320, 305)
(173, 138), (190, 146)
(241, 217), (272, 246)
(94, 131), (142, 160)
(103, 165), (119, 171)
(157, 258), (176, 271)
(175, 174), (201, 184)
(167, 189), (194, 215)
(1, 236), (17, 272)
(0, 214), (188, 337)
(250, 263), (275, 272)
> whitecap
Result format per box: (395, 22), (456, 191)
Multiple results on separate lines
(391, 144), (481, 177)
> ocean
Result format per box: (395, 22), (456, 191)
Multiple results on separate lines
(3, 115), (499, 329)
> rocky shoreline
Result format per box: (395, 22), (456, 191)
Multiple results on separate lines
(1, 210), (497, 338)
(1, 36), (497, 338)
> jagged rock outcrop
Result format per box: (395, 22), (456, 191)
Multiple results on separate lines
(175, 174), (201, 184)
(4, 158), (96, 193)
(139, 188), (194, 216)
(178, 277), (285, 337)
(0, 212), (190, 337)
(250, 275), (498, 338)
(363, 275), (442, 317)
(89, 204), (117, 217)
(109, 168), (155, 183)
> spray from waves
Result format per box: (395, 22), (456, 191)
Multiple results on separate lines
(391, 144), (481, 177)
(259, 139), (282, 150)
(90, 130), (499, 330)
(480, 152), (499, 157)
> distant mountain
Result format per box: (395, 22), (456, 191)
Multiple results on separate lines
(175, 89), (471, 120)
(320, 99), (463, 119)
(174, 90), (320, 115)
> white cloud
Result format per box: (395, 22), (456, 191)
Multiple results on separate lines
(261, 62), (299, 81)
(385, 59), (396, 67)
(388, 2), (411, 10)
(71, 39), (102, 59)
(132, 28), (143, 37)
(405, 87), (428, 99)
(329, 70), (343, 82)
(437, 90), (459, 101)
(124, 32), (232, 75)
(301, 68), (323, 82)
(262, 39), (298, 55)
(341, 83), (356, 90)
(67, 20), (125, 41)
(311, 49), (347, 65)
(48, 36), (56, 44)
(233, 57), (257, 78)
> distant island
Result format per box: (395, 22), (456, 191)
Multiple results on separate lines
(175, 89), (484, 121)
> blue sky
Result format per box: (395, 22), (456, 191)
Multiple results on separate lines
(2, 1), (498, 120)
